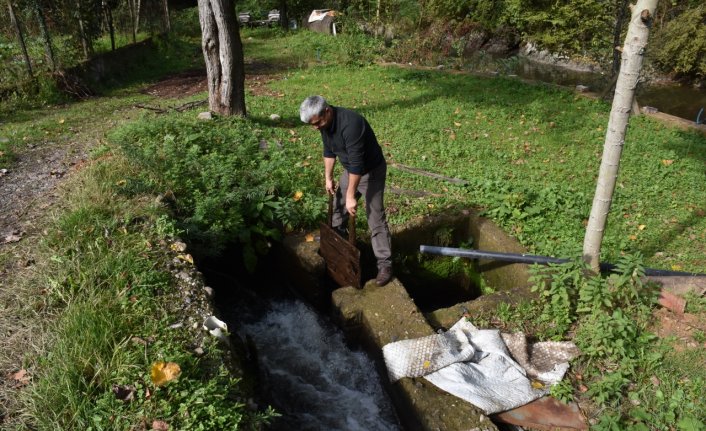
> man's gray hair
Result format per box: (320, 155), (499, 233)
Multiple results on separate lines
(299, 95), (329, 123)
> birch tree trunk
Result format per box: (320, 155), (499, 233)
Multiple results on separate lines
(198, 0), (246, 116)
(7, 0), (33, 77)
(582, 0), (659, 272)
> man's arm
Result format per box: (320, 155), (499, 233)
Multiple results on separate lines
(324, 156), (336, 195)
(346, 173), (361, 216)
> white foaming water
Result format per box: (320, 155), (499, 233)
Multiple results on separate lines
(240, 300), (401, 431)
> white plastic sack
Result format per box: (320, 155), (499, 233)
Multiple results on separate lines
(382, 318), (579, 414)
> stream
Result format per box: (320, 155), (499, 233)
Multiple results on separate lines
(238, 300), (401, 431)
(469, 54), (706, 122)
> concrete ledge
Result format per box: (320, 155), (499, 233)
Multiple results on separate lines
(332, 280), (496, 431)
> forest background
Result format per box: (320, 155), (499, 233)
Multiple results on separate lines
(1, 0), (706, 104)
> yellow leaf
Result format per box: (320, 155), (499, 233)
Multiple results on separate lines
(638, 224), (646, 231)
(423, 360), (431, 369)
(453, 121), (462, 127)
(293, 191), (304, 201)
(177, 254), (193, 264)
(671, 264), (682, 271)
(629, 235), (638, 241)
(150, 362), (181, 386)
(59, 118), (65, 124)
(116, 179), (126, 186)
(531, 380), (544, 389)
(661, 159), (674, 166)
(305, 233), (314, 242)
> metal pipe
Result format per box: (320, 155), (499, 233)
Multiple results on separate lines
(419, 245), (705, 277)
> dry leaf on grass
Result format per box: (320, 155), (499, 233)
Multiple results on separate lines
(150, 362), (181, 386)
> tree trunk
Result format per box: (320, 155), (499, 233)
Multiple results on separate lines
(34, 0), (56, 70)
(76, 0), (92, 59)
(279, 0), (288, 29)
(198, 0), (246, 116)
(612, 0), (630, 75)
(7, 0), (33, 77)
(135, 0), (141, 35)
(583, 0), (659, 272)
(127, 0), (137, 43)
(103, 0), (116, 50)
(163, 0), (171, 32)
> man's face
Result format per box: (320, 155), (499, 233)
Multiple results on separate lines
(308, 107), (332, 131)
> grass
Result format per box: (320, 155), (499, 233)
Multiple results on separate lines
(1, 19), (705, 431)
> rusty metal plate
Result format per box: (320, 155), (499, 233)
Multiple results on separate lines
(492, 396), (588, 430)
(319, 222), (361, 289)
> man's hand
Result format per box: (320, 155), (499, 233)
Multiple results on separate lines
(325, 178), (335, 195)
(345, 192), (357, 216)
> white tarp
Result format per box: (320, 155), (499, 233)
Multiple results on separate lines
(308, 9), (333, 23)
(382, 317), (579, 414)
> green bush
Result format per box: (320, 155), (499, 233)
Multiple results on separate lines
(110, 114), (325, 269)
(653, 4), (706, 78)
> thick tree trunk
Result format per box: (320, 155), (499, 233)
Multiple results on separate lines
(197, 0), (246, 116)
(34, 0), (56, 70)
(583, 0), (659, 272)
(7, 0), (33, 77)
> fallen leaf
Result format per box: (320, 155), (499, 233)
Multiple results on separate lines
(453, 121), (461, 127)
(116, 179), (126, 186)
(638, 224), (646, 231)
(293, 191), (304, 201)
(3, 233), (22, 244)
(152, 420), (169, 430)
(423, 360), (431, 369)
(305, 233), (314, 242)
(629, 235), (638, 241)
(176, 254), (193, 264)
(170, 241), (187, 252)
(59, 118), (65, 124)
(661, 159), (674, 166)
(530, 380), (544, 389)
(671, 264), (682, 271)
(9, 369), (30, 387)
(150, 362), (181, 386)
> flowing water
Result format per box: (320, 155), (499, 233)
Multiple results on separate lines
(236, 299), (401, 431)
(466, 54), (706, 122)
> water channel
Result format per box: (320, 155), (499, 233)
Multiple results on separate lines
(199, 254), (402, 431)
(468, 54), (706, 122)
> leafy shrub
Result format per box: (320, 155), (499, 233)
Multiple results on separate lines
(110, 114), (325, 269)
(653, 4), (706, 78)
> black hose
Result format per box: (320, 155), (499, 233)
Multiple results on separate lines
(418, 245), (705, 277)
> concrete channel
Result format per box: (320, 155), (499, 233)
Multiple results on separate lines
(273, 209), (545, 430)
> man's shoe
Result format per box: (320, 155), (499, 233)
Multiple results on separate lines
(375, 266), (393, 286)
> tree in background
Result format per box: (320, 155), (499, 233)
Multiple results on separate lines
(6, 0), (33, 76)
(198, 0), (246, 116)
